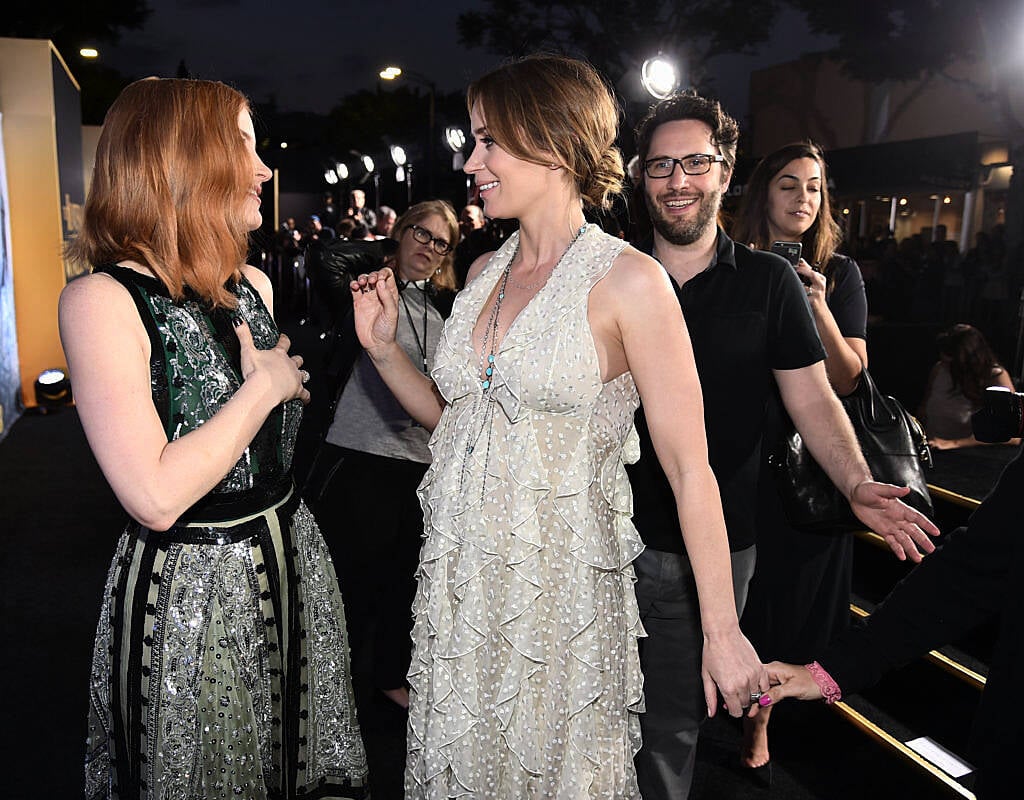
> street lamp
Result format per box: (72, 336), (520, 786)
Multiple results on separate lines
(391, 145), (411, 205)
(380, 64), (437, 195)
(641, 55), (679, 99)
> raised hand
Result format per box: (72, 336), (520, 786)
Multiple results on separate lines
(234, 319), (310, 406)
(794, 259), (827, 305)
(351, 267), (400, 354)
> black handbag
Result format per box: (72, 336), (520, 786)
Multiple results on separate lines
(768, 369), (934, 532)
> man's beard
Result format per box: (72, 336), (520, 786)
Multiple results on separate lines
(645, 187), (722, 246)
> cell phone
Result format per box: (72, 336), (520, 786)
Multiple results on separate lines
(770, 241), (802, 266)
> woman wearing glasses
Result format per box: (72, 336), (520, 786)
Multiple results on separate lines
(306, 200), (459, 799)
(730, 141), (868, 780)
(350, 55), (765, 798)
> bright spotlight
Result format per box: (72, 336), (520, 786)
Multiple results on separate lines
(380, 66), (402, 81)
(390, 145), (407, 166)
(362, 155), (375, 173)
(324, 169), (339, 185)
(335, 162), (349, 180)
(279, 141), (288, 149)
(641, 56), (678, 100)
(445, 126), (466, 152)
(943, 196), (952, 204)
(79, 48), (99, 59)
(396, 166), (406, 183)
(899, 197), (908, 206)
(34, 368), (72, 411)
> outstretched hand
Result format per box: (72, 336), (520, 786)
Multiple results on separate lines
(849, 480), (939, 562)
(234, 319), (310, 406)
(351, 267), (400, 354)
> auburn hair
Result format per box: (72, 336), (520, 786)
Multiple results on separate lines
(392, 200), (461, 292)
(69, 78), (255, 307)
(466, 54), (624, 210)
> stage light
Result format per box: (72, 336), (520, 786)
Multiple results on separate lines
(641, 56), (678, 100)
(445, 126), (466, 152)
(279, 141), (288, 149)
(79, 48), (99, 59)
(324, 169), (339, 185)
(335, 161), (349, 180)
(396, 166), (406, 183)
(899, 197), (908, 206)
(390, 145), (407, 167)
(34, 368), (72, 411)
(944, 196), (952, 204)
(380, 66), (402, 80)
(362, 155), (375, 173)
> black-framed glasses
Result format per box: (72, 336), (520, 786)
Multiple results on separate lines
(643, 154), (726, 179)
(407, 224), (452, 256)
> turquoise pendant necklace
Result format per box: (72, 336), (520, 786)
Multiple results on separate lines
(458, 223), (588, 505)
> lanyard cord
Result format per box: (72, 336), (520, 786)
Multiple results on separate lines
(398, 280), (429, 372)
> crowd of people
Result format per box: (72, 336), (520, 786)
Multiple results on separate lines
(62, 55), (1019, 800)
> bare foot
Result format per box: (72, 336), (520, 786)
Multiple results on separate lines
(741, 706), (772, 768)
(381, 686), (409, 709)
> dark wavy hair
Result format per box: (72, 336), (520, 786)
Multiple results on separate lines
(731, 141), (843, 273)
(634, 90), (740, 175)
(938, 323), (1006, 405)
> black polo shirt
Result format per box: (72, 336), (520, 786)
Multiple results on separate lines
(626, 228), (825, 554)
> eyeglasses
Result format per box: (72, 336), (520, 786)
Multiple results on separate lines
(407, 224), (452, 256)
(643, 154), (726, 179)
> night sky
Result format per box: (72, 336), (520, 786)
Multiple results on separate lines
(96, 1), (834, 121)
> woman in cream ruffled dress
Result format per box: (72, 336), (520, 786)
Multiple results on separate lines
(351, 55), (765, 798)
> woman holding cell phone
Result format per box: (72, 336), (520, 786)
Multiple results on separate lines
(730, 140), (869, 783)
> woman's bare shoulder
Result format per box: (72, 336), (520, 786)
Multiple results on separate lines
(601, 244), (673, 296)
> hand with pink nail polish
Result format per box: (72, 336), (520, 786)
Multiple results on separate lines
(761, 660), (841, 707)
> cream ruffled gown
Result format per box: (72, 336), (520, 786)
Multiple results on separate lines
(408, 225), (645, 798)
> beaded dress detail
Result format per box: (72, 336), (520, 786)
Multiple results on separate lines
(84, 265), (367, 800)
(410, 226), (646, 798)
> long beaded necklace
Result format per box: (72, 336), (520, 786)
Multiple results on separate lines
(459, 222), (589, 505)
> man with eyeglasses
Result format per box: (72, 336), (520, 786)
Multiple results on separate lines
(626, 92), (937, 799)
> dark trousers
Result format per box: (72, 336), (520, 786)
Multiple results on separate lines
(634, 545), (756, 800)
(309, 445), (428, 800)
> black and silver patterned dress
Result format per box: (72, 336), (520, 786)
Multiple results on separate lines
(84, 265), (367, 800)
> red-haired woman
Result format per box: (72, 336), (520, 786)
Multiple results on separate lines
(60, 78), (366, 798)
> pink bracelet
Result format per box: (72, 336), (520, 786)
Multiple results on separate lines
(805, 661), (843, 705)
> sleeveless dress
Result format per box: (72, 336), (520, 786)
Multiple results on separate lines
(84, 265), (367, 800)
(407, 226), (645, 798)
